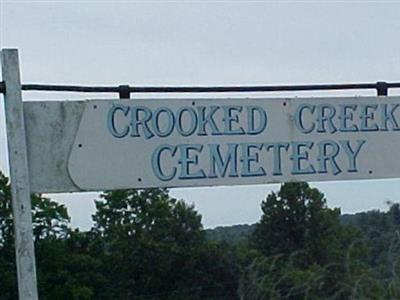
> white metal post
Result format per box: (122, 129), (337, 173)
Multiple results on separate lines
(1, 49), (39, 300)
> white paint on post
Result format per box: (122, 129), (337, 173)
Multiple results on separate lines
(1, 49), (38, 300)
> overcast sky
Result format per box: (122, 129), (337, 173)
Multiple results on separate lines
(1, 1), (400, 230)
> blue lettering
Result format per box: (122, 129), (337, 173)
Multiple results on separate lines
(381, 104), (400, 131)
(222, 106), (245, 135)
(130, 106), (154, 139)
(316, 104), (337, 133)
(107, 104), (130, 138)
(151, 144), (177, 181)
(197, 106), (222, 136)
(151, 107), (175, 137)
(295, 104), (315, 134)
(290, 141), (316, 175)
(177, 144), (206, 179)
(339, 104), (358, 132)
(176, 107), (198, 136)
(208, 143), (239, 178)
(265, 143), (290, 176)
(247, 106), (267, 135)
(339, 140), (365, 172)
(360, 104), (379, 131)
(240, 143), (266, 177)
(317, 140), (341, 175)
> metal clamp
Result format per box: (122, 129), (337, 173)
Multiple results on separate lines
(118, 85), (130, 99)
(376, 81), (388, 96)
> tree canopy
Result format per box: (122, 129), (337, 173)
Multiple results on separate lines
(1, 173), (400, 299)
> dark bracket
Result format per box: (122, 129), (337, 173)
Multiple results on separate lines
(118, 85), (130, 99)
(0, 81), (5, 94)
(376, 81), (388, 96)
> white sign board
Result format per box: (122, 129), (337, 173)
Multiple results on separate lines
(23, 96), (400, 192)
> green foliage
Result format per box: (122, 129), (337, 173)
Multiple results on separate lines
(250, 182), (342, 266)
(92, 189), (201, 297)
(32, 196), (70, 240)
(92, 188), (239, 299)
(239, 255), (329, 299)
(0, 172), (104, 300)
(93, 189), (204, 246)
(35, 231), (107, 300)
(240, 182), (400, 299)
(2, 171), (400, 299)
(206, 224), (254, 246)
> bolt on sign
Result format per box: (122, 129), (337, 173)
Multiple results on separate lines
(24, 96), (400, 193)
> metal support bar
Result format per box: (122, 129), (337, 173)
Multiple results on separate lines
(1, 49), (38, 300)
(0, 81), (399, 95)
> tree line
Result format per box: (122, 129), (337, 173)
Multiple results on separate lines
(1, 171), (400, 299)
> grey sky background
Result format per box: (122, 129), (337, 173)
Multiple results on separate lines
(1, 1), (400, 230)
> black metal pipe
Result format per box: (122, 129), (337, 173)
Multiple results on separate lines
(21, 84), (118, 93)
(1, 81), (400, 95)
(21, 82), (382, 93)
